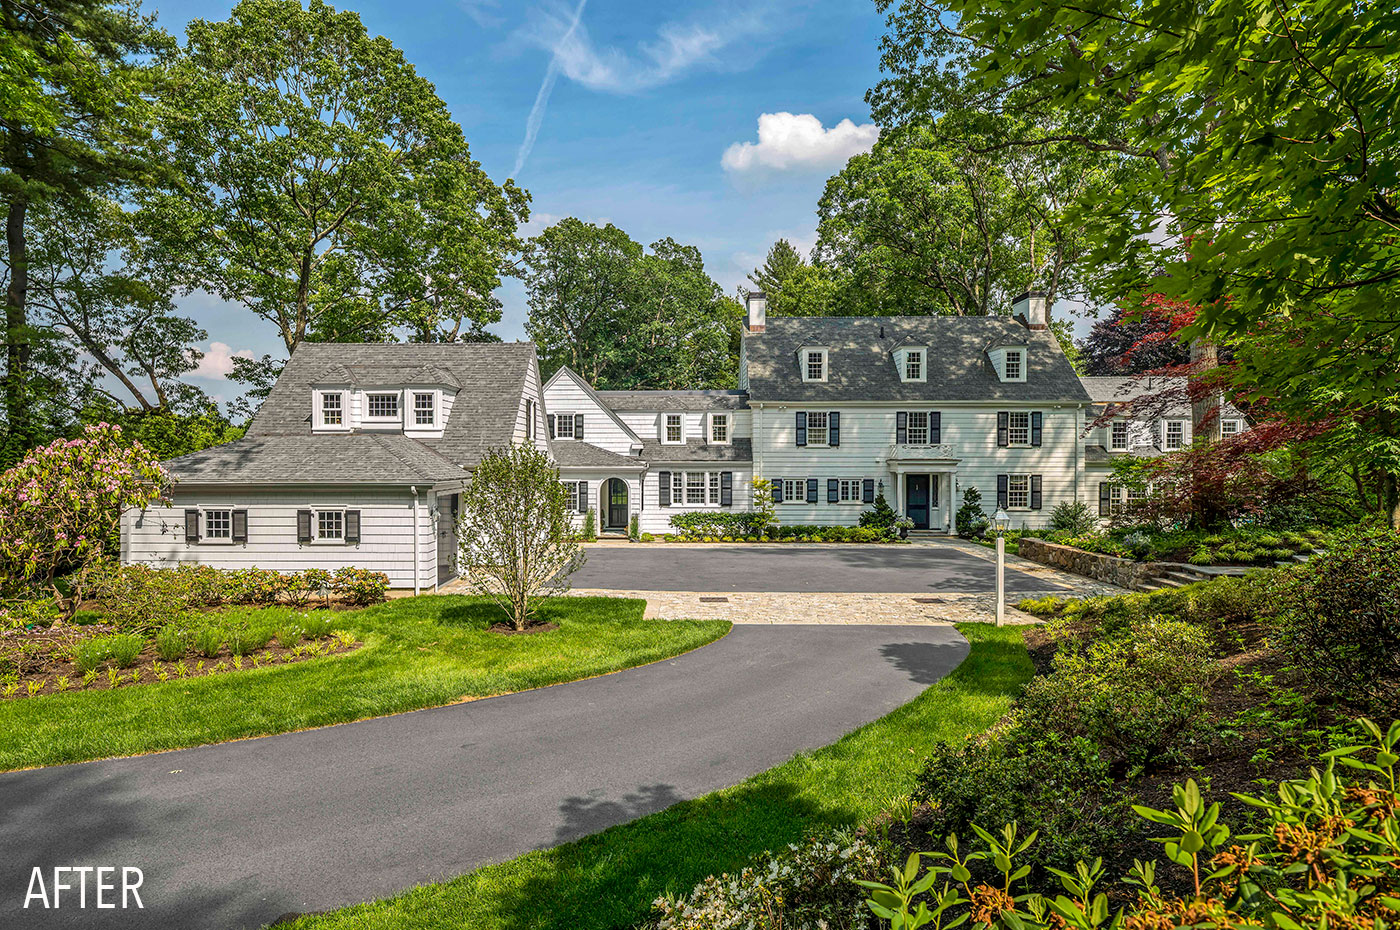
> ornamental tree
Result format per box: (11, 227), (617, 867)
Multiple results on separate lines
(0, 423), (169, 612)
(456, 444), (582, 631)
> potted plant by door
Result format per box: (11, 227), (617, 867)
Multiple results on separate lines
(893, 516), (915, 540)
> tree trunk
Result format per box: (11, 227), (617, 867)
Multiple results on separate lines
(1189, 337), (1219, 444)
(1385, 472), (1400, 530)
(4, 194), (31, 450)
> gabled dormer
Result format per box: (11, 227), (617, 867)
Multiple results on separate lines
(310, 364), (460, 438)
(798, 344), (829, 383)
(987, 341), (1029, 383)
(892, 342), (928, 383)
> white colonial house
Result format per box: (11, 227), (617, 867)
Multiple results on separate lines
(120, 291), (1245, 587)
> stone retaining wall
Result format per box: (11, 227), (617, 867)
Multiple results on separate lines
(1017, 537), (1160, 590)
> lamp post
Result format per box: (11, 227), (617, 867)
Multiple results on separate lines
(993, 508), (1010, 626)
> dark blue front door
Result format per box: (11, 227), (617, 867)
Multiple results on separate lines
(906, 475), (930, 529)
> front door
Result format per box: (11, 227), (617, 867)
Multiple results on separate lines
(906, 475), (930, 530)
(605, 478), (629, 530)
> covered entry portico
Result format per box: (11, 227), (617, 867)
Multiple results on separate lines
(888, 443), (959, 532)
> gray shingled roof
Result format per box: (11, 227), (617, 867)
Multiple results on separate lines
(312, 364), (462, 389)
(1081, 375), (1246, 419)
(639, 438), (753, 463)
(247, 342), (535, 468)
(163, 434), (468, 484)
(743, 316), (1089, 404)
(595, 390), (750, 411)
(551, 441), (646, 469)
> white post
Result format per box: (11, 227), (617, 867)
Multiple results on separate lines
(995, 534), (1005, 627)
(411, 485), (422, 597)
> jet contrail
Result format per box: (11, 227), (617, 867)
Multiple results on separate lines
(512, 0), (588, 179)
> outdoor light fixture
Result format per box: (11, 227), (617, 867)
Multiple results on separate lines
(992, 509), (1010, 626)
(993, 508), (1010, 535)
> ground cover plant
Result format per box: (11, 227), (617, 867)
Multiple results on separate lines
(0, 596), (727, 770)
(278, 624), (1033, 930)
(1035, 525), (1330, 566)
(658, 522), (902, 543)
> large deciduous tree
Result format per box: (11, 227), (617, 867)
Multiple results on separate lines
(1, 0), (168, 463)
(148, 0), (528, 355)
(1082, 300), (1193, 376)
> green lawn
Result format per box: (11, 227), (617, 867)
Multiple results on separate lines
(283, 623), (1032, 930)
(0, 596), (728, 771)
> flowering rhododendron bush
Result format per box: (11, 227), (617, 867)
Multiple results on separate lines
(0, 424), (169, 612)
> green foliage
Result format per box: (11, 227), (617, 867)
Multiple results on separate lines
(628, 514), (640, 542)
(153, 626), (187, 662)
(581, 508), (597, 542)
(193, 625), (224, 659)
(330, 568), (389, 607)
(860, 487), (898, 530)
(1042, 525), (1328, 565)
(955, 486), (989, 538)
(1275, 526), (1400, 710)
(71, 633), (145, 672)
(1046, 501), (1095, 536)
(668, 510), (769, 539)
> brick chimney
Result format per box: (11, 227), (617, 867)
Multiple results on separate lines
(1012, 291), (1049, 330)
(745, 291), (767, 333)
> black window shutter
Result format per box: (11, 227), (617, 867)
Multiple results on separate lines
(828, 411), (840, 447)
(578, 482), (588, 514)
(297, 509), (312, 543)
(895, 411), (908, 444)
(1099, 482), (1112, 517)
(232, 509), (248, 543)
(184, 509), (200, 543)
(827, 478), (839, 503)
(862, 478), (875, 503)
(1031, 412), (1043, 447)
(772, 478), (783, 503)
(795, 411), (807, 447)
(574, 413), (585, 440)
(720, 472), (733, 507)
(996, 475), (1009, 510)
(658, 472), (670, 507)
(806, 478), (818, 504)
(931, 412), (941, 445)
(1030, 475), (1043, 510)
(997, 412), (1010, 447)
(547, 414), (556, 438)
(345, 509), (361, 543)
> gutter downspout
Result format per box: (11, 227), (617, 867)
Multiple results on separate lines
(411, 486), (422, 597)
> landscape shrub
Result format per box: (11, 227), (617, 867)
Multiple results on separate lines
(230, 567), (287, 606)
(193, 625), (224, 658)
(276, 624), (303, 648)
(668, 510), (767, 538)
(282, 568), (331, 608)
(154, 626), (188, 662)
(331, 567), (390, 606)
(650, 828), (885, 930)
(1047, 500), (1096, 535)
(89, 563), (201, 631)
(299, 612), (333, 638)
(955, 486), (990, 537)
(581, 508), (597, 541)
(859, 488), (898, 531)
(71, 633), (145, 672)
(0, 595), (62, 632)
(1276, 525), (1400, 709)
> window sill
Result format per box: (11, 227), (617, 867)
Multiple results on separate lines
(197, 538), (236, 546)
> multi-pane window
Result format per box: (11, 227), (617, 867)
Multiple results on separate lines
(1007, 411), (1031, 446)
(413, 392), (435, 426)
(1110, 420), (1129, 451)
(525, 399), (536, 439)
(710, 413), (729, 443)
(806, 411), (829, 446)
(321, 392), (343, 426)
(664, 413), (683, 443)
(905, 350), (923, 381)
(686, 472), (706, 504)
(367, 393), (399, 419)
(1126, 485), (1146, 507)
(671, 472), (684, 503)
(563, 481), (580, 511)
(555, 412), (575, 439)
(1164, 420), (1185, 450)
(1007, 475), (1030, 509)
(1004, 350), (1023, 380)
(907, 411), (930, 445)
(806, 350), (825, 381)
(782, 478), (806, 504)
(1220, 418), (1242, 437)
(709, 472), (721, 503)
(839, 479), (862, 502)
(317, 510), (344, 540)
(204, 509), (232, 539)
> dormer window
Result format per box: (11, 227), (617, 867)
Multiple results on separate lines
(1004, 349), (1024, 381)
(366, 392), (400, 420)
(663, 413), (684, 444)
(801, 347), (828, 382)
(413, 392), (436, 427)
(709, 413), (729, 444)
(905, 350), (923, 381)
(1110, 419), (1129, 451)
(320, 392), (344, 427)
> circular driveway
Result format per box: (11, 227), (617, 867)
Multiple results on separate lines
(0, 624), (968, 930)
(570, 543), (1067, 594)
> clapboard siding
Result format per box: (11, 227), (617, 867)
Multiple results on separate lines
(512, 355), (550, 453)
(641, 466), (755, 535)
(614, 409), (752, 444)
(543, 370), (636, 454)
(121, 485), (444, 588)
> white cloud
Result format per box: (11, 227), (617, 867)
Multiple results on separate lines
(459, 0), (505, 28)
(721, 112), (879, 174)
(189, 341), (254, 379)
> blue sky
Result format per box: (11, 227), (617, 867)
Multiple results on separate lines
(149, 0), (892, 403)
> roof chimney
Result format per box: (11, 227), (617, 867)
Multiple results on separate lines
(1012, 291), (1049, 331)
(745, 291), (767, 333)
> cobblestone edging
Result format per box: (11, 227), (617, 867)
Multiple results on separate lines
(566, 589), (1050, 625)
(1016, 537), (1162, 590)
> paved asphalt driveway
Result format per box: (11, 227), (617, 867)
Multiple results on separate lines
(0, 624), (968, 930)
(570, 543), (1066, 594)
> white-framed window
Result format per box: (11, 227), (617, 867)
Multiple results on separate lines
(782, 478), (806, 504)
(664, 413), (684, 444)
(709, 413), (729, 444)
(708, 472), (721, 503)
(1008, 411), (1031, 446)
(1110, 420), (1129, 451)
(366, 392), (400, 420)
(905, 350), (923, 382)
(204, 509), (232, 540)
(1007, 474), (1031, 509)
(1126, 485), (1147, 507)
(806, 411), (829, 446)
(1220, 418), (1242, 437)
(838, 478), (862, 503)
(671, 472), (684, 503)
(413, 392), (435, 427)
(1163, 419), (1186, 450)
(1004, 349), (1024, 381)
(563, 480), (581, 511)
(554, 412), (575, 440)
(320, 392), (344, 427)
(316, 509), (344, 541)
(525, 399), (536, 440)
(907, 411), (930, 445)
(803, 349), (828, 382)
(686, 472), (706, 505)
